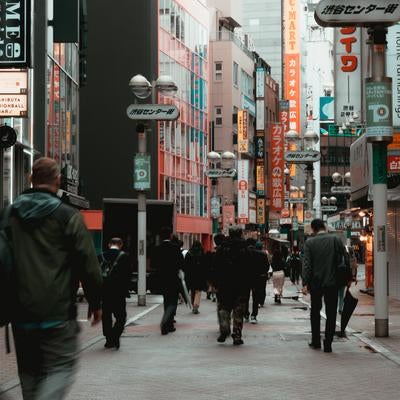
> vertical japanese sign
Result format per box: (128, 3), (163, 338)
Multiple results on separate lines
(256, 67), (265, 131)
(256, 67), (265, 98)
(284, 0), (300, 133)
(256, 199), (265, 225)
(237, 160), (249, 224)
(238, 110), (248, 153)
(270, 124), (285, 213)
(279, 100), (290, 136)
(256, 162), (265, 196)
(0, 0), (31, 67)
(334, 27), (362, 124)
(222, 205), (235, 234)
(387, 24), (400, 127)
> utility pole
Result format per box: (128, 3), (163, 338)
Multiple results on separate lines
(368, 27), (391, 337)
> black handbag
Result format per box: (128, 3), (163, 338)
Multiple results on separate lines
(334, 238), (352, 287)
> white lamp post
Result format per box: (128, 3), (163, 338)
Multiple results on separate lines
(129, 74), (177, 306)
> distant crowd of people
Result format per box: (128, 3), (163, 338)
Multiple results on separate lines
(0, 157), (356, 399)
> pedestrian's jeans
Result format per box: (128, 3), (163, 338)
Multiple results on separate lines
(12, 320), (79, 400)
(217, 293), (247, 339)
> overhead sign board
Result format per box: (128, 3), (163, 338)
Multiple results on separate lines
(331, 185), (352, 194)
(284, 150), (321, 163)
(0, 69), (28, 117)
(204, 168), (236, 178)
(321, 205), (338, 212)
(126, 104), (179, 120)
(288, 197), (307, 204)
(0, 0), (31, 67)
(315, 0), (400, 27)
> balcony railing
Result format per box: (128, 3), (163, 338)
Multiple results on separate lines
(210, 31), (253, 58)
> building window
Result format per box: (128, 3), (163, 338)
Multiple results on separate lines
(233, 62), (238, 86)
(215, 62), (222, 81)
(215, 106), (222, 126)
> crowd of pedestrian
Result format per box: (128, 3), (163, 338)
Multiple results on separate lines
(0, 157), (356, 399)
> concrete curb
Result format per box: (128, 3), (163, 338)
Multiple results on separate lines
(0, 303), (161, 395)
(299, 297), (400, 367)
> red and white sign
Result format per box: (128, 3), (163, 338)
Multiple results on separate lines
(270, 124), (285, 213)
(237, 160), (249, 224)
(388, 155), (400, 173)
(334, 27), (362, 124)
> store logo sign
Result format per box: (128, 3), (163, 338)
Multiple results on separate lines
(0, 1), (31, 67)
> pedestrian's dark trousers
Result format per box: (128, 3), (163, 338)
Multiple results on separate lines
(218, 293), (247, 339)
(12, 320), (79, 400)
(161, 289), (178, 332)
(259, 276), (267, 306)
(310, 286), (338, 344)
(244, 287), (259, 318)
(102, 295), (127, 342)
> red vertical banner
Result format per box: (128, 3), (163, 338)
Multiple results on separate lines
(270, 124), (285, 213)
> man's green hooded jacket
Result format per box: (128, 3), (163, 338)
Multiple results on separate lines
(5, 189), (102, 323)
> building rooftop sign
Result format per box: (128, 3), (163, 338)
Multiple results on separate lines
(315, 0), (400, 27)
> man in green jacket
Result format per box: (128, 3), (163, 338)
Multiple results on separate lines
(6, 157), (102, 400)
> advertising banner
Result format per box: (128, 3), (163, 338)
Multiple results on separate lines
(279, 100), (290, 134)
(0, 69), (28, 117)
(256, 199), (265, 225)
(387, 24), (400, 128)
(256, 100), (265, 131)
(238, 110), (248, 153)
(249, 193), (257, 224)
(0, 0), (31, 67)
(255, 136), (264, 160)
(256, 67), (265, 98)
(256, 163), (265, 196)
(270, 124), (285, 212)
(388, 155), (400, 173)
(366, 80), (393, 140)
(134, 154), (151, 191)
(237, 160), (249, 224)
(334, 27), (362, 124)
(320, 96), (334, 121)
(222, 205), (235, 234)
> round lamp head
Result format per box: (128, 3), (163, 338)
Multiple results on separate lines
(284, 167), (290, 176)
(344, 172), (351, 184)
(290, 185), (299, 193)
(129, 74), (152, 99)
(332, 172), (342, 184)
(299, 185), (305, 193)
(221, 151), (236, 160)
(329, 196), (337, 205)
(155, 75), (178, 96)
(303, 128), (319, 148)
(285, 130), (299, 144)
(207, 151), (221, 161)
(321, 196), (328, 205)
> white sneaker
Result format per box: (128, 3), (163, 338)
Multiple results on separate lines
(251, 316), (258, 324)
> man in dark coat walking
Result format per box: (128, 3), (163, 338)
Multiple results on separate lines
(303, 219), (346, 353)
(151, 227), (184, 335)
(100, 237), (131, 349)
(214, 226), (252, 345)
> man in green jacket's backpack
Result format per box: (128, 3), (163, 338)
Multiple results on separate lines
(5, 157), (103, 400)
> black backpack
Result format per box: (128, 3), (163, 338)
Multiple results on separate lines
(100, 251), (125, 279)
(0, 206), (15, 352)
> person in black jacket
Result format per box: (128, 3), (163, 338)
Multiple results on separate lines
(151, 227), (184, 335)
(244, 239), (269, 323)
(184, 241), (207, 314)
(214, 226), (252, 345)
(100, 237), (131, 349)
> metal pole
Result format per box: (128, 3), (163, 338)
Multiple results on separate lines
(305, 163), (313, 212)
(370, 27), (389, 337)
(137, 123), (147, 306)
(346, 195), (352, 247)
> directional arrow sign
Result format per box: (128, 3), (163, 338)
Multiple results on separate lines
(321, 205), (338, 212)
(127, 104), (180, 120)
(315, 0), (400, 27)
(284, 150), (321, 163)
(331, 186), (351, 194)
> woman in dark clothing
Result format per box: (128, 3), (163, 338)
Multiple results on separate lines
(184, 241), (207, 314)
(271, 248), (287, 304)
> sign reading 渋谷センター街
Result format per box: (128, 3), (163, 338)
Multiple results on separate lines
(237, 160), (249, 224)
(270, 124), (285, 213)
(315, 1), (400, 27)
(0, 0), (31, 68)
(334, 27), (362, 125)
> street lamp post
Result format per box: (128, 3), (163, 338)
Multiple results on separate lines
(331, 171), (352, 246)
(320, 195), (337, 223)
(128, 74), (178, 306)
(205, 151), (236, 234)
